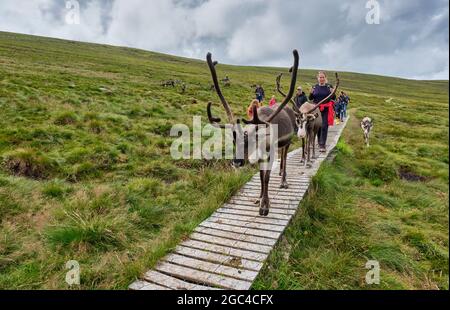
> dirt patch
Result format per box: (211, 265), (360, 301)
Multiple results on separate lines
(398, 166), (429, 182)
(2, 149), (58, 180)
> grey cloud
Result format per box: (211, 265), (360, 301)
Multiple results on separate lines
(0, 0), (448, 80)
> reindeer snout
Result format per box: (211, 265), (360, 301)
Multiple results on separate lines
(297, 128), (306, 139)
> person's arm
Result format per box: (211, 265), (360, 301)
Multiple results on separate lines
(308, 87), (315, 101)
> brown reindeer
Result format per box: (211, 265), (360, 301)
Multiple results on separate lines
(206, 50), (299, 216)
(276, 73), (340, 167)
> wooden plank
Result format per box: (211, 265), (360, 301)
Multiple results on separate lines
(230, 196), (300, 206)
(195, 226), (277, 246)
(190, 232), (272, 253)
(241, 184), (308, 190)
(230, 194), (303, 204)
(246, 182), (308, 188)
(217, 207), (292, 220)
(129, 280), (171, 290)
(238, 191), (306, 199)
(156, 262), (252, 290)
(181, 239), (267, 262)
(174, 245), (263, 272)
(143, 270), (218, 290)
(163, 253), (258, 282)
(207, 216), (285, 232)
(248, 178), (309, 184)
(232, 194), (301, 203)
(211, 212), (289, 226)
(228, 199), (298, 212)
(200, 221), (281, 239)
(249, 178), (307, 183)
(222, 203), (296, 215)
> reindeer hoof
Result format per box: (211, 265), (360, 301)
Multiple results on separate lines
(280, 181), (289, 189)
(259, 208), (269, 216)
(254, 198), (260, 204)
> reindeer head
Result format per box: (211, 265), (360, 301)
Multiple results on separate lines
(206, 50), (299, 168)
(296, 113), (319, 139)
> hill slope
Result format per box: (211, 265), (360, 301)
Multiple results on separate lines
(0, 32), (448, 289)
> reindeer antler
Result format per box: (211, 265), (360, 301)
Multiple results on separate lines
(267, 50), (299, 122)
(206, 53), (235, 124)
(276, 73), (300, 114)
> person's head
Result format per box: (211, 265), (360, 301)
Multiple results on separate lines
(317, 71), (327, 85)
(271, 95), (276, 100)
(297, 86), (303, 94)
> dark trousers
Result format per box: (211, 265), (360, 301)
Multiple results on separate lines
(317, 107), (329, 147)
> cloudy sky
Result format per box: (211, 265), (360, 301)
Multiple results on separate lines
(0, 0), (448, 80)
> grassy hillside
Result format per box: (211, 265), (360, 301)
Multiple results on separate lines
(0, 31), (448, 289)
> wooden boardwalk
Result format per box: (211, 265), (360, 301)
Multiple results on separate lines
(130, 117), (349, 290)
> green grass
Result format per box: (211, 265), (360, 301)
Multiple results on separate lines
(0, 31), (448, 289)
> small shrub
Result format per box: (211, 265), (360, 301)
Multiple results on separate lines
(336, 140), (353, 156)
(54, 111), (78, 125)
(67, 162), (100, 182)
(88, 120), (104, 134)
(138, 161), (180, 182)
(42, 180), (71, 199)
(359, 159), (397, 183)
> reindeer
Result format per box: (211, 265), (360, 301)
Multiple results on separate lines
(161, 80), (175, 87)
(206, 50), (299, 216)
(276, 73), (340, 167)
(361, 117), (373, 147)
(221, 76), (231, 87)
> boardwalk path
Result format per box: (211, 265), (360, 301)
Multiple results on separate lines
(130, 117), (349, 290)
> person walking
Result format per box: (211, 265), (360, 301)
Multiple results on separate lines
(255, 85), (265, 103)
(268, 95), (277, 108)
(294, 86), (308, 110)
(309, 71), (336, 152)
(247, 99), (261, 119)
(342, 91), (350, 119)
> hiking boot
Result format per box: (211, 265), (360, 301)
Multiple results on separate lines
(319, 146), (326, 153)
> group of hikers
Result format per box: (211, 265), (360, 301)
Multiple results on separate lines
(248, 71), (350, 153)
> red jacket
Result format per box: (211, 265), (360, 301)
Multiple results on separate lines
(319, 101), (335, 126)
(269, 98), (277, 108)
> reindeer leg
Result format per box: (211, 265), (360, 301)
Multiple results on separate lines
(306, 132), (312, 168)
(280, 144), (290, 189)
(259, 169), (271, 216)
(312, 131), (317, 159)
(254, 169), (264, 204)
(279, 147), (285, 176)
(300, 138), (305, 164)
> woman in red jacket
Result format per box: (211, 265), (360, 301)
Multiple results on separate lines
(309, 71), (336, 152)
